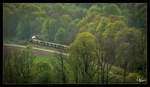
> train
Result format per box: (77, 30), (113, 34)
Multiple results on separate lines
(30, 35), (68, 50)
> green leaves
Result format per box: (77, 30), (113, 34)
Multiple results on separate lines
(88, 5), (101, 14)
(55, 28), (65, 43)
(3, 3), (147, 83)
(103, 20), (127, 42)
(41, 18), (57, 41)
(69, 32), (98, 83)
(102, 4), (121, 16)
(4, 45), (36, 83)
(70, 32), (97, 54)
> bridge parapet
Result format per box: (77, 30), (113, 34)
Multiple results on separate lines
(31, 36), (68, 50)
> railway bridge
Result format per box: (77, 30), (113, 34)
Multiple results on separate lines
(31, 35), (68, 50)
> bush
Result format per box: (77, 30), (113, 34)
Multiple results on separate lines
(3, 45), (36, 83)
(37, 71), (52, 83)
(126, 73), (146, 83)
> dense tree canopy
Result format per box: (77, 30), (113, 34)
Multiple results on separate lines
(68, 32), (98, 83)
(3, 3), (147, 84)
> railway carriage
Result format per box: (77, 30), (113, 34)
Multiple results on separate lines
(45, 42), (49, 46)
(31, 35), (68, 50)
(48, 43), (52, 47)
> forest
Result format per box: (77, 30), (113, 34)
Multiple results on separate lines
(3, 3), (147, 84)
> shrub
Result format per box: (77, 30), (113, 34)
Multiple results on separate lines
(126, 73), (146, 83)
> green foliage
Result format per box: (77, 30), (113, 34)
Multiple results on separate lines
(88, 5), (101, 14)
(16, 19), (32, 40)
(102, 4), (121, 16)
(114, 28), (143, 82)
(126, 73), (146, 83)
(103, 20), (127, 40)
(68, 32), (98, 83)
(70, 32), (97, 56)
(37, 71), (52, 83)
(41, 18), (57, 42)
(3, 45), (36, 83)
(55, 28), (65, 43)
(33, 61), (52, 83)
(32, 55), (73, 83)
(3, 3), (147, 84)
(135, 4), (147, 34)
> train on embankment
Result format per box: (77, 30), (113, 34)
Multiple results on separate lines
(30, 35), (68, 50)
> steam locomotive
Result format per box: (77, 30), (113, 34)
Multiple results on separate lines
(30, 35), (68, 50)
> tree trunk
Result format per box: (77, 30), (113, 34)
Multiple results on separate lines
(123, 61), (127, 83)
(102, 68), (105, 84)
(106, 64), (109, 84)
(75, 67), (78, 83)
(61, 55), (66, 83)
(101, 63), (105, 84)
